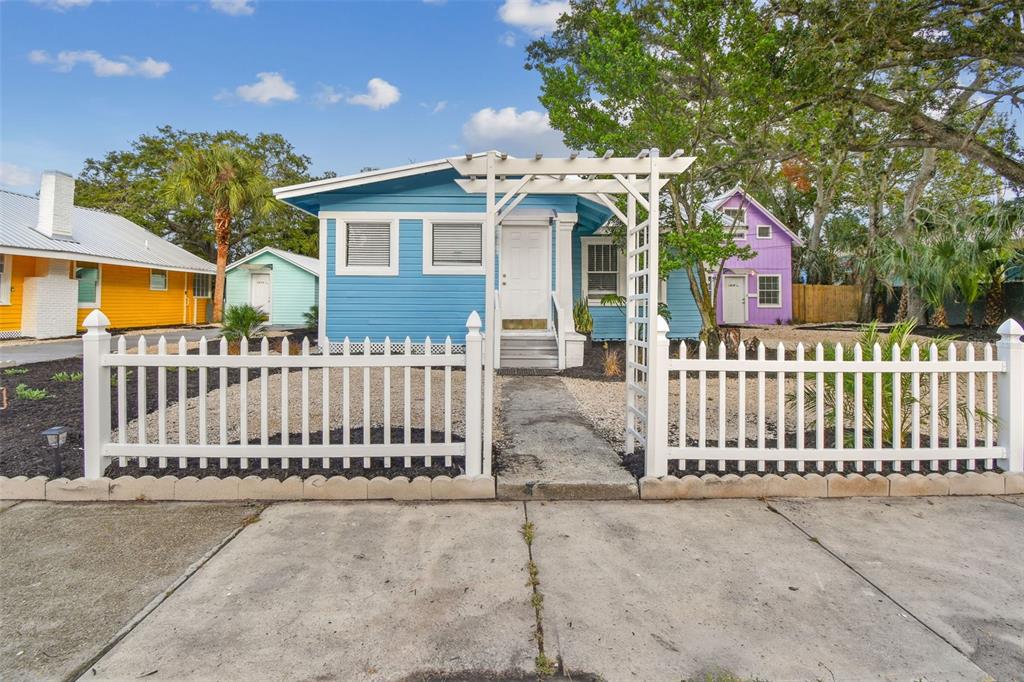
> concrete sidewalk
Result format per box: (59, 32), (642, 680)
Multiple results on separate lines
(1, 496), (1020, 681)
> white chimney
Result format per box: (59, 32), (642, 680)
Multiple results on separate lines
(37, 170), (75, 239)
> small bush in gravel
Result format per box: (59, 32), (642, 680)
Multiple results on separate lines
(3, 367), (28, 376)
(51, 371), (83, 382)
(15, 384), (51, 400)
(221, 304), (269, 342)
(601, 342), (622, 377)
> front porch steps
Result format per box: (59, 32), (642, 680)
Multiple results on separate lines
(499, 333), (559, 370)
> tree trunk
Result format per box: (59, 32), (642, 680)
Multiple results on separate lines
(212, 208), (231, 323)
(858, 273), (876, 322)
(896, 287), (909, 321)
(931, 306), (948, 328)
(984, 279), (1005, 326)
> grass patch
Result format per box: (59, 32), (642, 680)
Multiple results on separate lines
(3, 367), (28, 376)
(15, 383), (51, 400)
(51, 370), (84, 382)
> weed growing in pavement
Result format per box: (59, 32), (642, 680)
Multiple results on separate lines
(521, 520), (535, 546)
(15, 383), (51, 400)
(3, 367), (28, 376)
(51, 371), (83, 382)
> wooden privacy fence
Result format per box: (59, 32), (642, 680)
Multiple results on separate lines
(647, 317), (1024, 476)
(81, 310), (485, 479)
(792, 284), (862, 323)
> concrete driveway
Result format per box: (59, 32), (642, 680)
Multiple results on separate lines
(0, 328), (219, 366)
(1, 496), (1020, 681)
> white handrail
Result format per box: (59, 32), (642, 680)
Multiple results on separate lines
(551, 290), (565, 370)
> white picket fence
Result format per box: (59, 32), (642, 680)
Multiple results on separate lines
(647, 317), (1024, 476)
(82, 310), (484, 479)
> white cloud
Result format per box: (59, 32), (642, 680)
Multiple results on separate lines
(28, 50), (171, 78)
(421, 100), (447, 114)
(499, 31), (517, 47)
(0, 162), (37, 189)
(314, 84), (344, 106)
(232, 72), (298, 104)
(461, 107), (567, 156)
(211, 0), (254, 15)
(498, 0), (569, 36)
(348, 78), (401, 110)
(30, 0), (93, 11)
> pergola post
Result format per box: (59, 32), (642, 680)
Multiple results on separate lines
(482, 151), (496, 476)
(644, 149), (663, 475)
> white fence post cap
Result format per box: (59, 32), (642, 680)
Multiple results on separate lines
(997, 318), (1024, 338)
(466, 310), (482, 331)
(82, 309), (110, 333)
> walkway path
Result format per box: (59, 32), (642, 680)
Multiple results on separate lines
(496, 375), (638, 499)
(0, 328), (219, 366)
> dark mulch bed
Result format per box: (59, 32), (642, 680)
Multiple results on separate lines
(620, 432), (1004, 480)
(105, 427), (466, 481)
(798, 322), (1000, 344)
(1, 333), (313, 479)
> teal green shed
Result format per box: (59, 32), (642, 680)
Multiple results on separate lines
(224, 247), (319, 327)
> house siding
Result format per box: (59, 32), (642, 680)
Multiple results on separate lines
(0, 255), (38, 334)
(715, 193), (795, 325)
(75, 264), (192, 330)
(318, 170), (586, 343)
(225, 252), (317, 326)
(571, 225), (702, 341)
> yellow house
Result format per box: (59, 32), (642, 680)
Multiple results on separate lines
(0, 171), (216, 339)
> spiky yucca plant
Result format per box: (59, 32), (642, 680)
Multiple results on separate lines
(220, 304), (269, 342)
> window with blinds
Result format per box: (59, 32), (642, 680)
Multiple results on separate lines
(75, 263), (99, 305)
(150, 269), (168, 291)
(432, 222), (482, 267)
(346, 222), (392, 268)
(586, 242), (619, 297)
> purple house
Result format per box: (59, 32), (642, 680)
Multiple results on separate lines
(707, 186), (802, 326)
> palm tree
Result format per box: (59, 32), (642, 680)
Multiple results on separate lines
(164, 144), (273, 322)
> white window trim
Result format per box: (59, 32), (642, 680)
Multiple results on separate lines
(581, 236), (625, 304)
(422, 218), (485, 275)
(757, 274), (782, 308)
(0, 254), (11, 305)
(74, 261), (101, 309)
(333, 216), (400, 276)
(150, 269), (169, 291)
(756, 224), (772, 239)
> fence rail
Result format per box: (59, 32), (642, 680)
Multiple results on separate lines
(648, 317), (1024, 476)
(82, 310), (485, 479)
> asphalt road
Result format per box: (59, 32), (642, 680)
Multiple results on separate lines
(0, 328), (220, 367)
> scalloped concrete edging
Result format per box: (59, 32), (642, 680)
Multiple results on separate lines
(0, 474), (495, 501)
(641, 471), (1024, 500)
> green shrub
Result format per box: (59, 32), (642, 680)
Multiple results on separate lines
(304, 304), (318, 330)
(3, 367), (28, 376)
(572, 299), (593, 335)
(220, 304), (269, 342)
(51, 371), (83, 382)
(15, 383), (51, 400)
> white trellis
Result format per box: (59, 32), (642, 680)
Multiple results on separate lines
(450, 150), (694, 474)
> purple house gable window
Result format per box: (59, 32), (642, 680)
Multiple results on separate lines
(712, 189), (799, 326)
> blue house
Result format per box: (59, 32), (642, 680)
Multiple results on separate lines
(274, 154), (702, 368)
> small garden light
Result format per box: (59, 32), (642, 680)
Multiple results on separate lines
(41, 426), (68, 477)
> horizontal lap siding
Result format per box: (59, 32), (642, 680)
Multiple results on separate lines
(225, 252), (317, 326)
(77, 264), (189, 330)
(571, 227), (701, 341)
(320, 174), (581, 342)
(0, 255), (36, 333)
(717, 194), (794, 325)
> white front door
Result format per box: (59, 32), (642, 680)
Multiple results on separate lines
(250, 272), (272, 314)
(501, 225), (549, 320)
(722, 275), (746, 324)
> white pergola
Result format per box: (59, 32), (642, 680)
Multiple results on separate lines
(449, 150), (696, 475)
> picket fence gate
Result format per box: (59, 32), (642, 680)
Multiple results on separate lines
(81, 310), (485, 479)
(646, 317), (1024, 477)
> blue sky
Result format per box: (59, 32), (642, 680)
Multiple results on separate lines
(0, 0), (571, 192)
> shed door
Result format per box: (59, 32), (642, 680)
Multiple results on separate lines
(723, 275), (746, 324)
(250, 273), (272, 314)
(501, 225), (549, 321)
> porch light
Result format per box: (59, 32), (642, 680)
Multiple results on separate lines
(41, 425), (68, 477)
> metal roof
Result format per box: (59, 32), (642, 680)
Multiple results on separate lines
(0, 189), (215, 273)
(226, 246), (319, 277)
